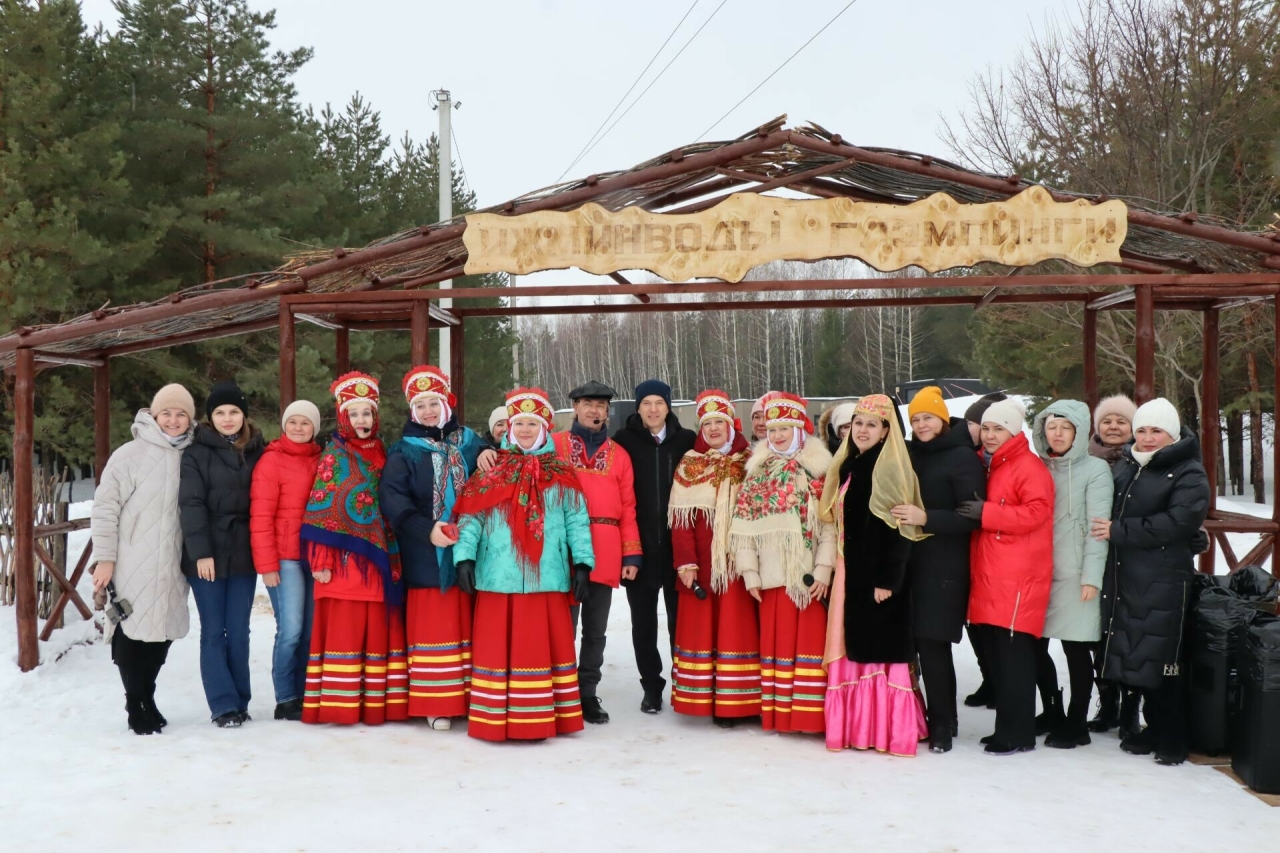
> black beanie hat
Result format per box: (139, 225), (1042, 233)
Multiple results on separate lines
(205, 380), (249, 420)
(634, 378), (673, 408)
(964, 391), (1007, 425)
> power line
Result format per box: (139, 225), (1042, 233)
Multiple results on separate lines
(569, 0), (729, 173)
(451, 124), (469, 193)
(556, 0), (701, 182)
(698, 0), (860, 140)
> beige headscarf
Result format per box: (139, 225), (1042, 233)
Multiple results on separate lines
(820, 394), (929, 543)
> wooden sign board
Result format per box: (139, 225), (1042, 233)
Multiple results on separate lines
(462, 185), (1127, 282)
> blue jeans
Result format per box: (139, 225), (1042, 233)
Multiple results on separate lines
(190, 573), (256, 719)
(265, 560), (314, 704)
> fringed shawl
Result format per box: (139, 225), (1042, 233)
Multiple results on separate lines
(729, 434), (832, 606)
(301, 433), (402, 608)
(668, 431), (750, 592)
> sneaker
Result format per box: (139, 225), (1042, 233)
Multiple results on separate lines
(214, 712), (242, 729)
(582, 696), (610, 725)
(984, 740), (1035, 756)
(274, 700), (303, 721)
(428, 717), (453, 731)
(640, 690), (663, 714)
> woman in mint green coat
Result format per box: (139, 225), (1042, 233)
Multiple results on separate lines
(453, 388), (595, 742)
(1031, 399), (1114, 748)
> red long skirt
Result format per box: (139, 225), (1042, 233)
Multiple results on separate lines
(672, 577), (762, 718)
(759, 587), (827, 734)
(405, 586), (473, 719)
(302, 598), (409, 726)
(468, 591), (584, 742)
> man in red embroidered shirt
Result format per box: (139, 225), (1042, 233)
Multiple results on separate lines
(552, 381), (643, 724)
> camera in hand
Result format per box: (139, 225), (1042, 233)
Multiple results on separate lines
(105, 582), (133, 625)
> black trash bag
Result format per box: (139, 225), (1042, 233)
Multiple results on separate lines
(1230, 565), (1278, 601)
(1245, 617), (1280, 692)
(1193, 589), (1258, 655)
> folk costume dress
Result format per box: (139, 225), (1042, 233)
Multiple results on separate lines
(380, 366), (483, 721)
(818, 394), (930, 756)
(730, 392), (836, 734)
(669, 391), (761, 719)
(453, 388), (595, 742)
(300, 373), (409, 726)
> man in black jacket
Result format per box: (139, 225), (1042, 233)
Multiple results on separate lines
(612, 378), (696, 713)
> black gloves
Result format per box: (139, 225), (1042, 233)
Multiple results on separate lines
(456, 560), (476, 596)
(956, 500), (985, 522)
(1191, 527), (1210, 556)
(571, 564), (593, 604)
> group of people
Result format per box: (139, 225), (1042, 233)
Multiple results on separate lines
(89, 368), (1209, 764)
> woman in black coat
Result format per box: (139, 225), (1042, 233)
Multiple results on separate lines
(1092, 399), (1209, 767)
(180, 381), (265, 727)
(891, 392), (987, 754)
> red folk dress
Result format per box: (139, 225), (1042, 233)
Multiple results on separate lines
(668, 432), (761, 718)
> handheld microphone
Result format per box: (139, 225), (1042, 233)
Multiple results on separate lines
(691, 580), (709, 600)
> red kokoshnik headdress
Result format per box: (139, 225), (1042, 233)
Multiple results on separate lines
(331, 371), (384, 466)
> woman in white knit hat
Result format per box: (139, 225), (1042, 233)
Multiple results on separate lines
(487, 406), (508, 448)
(249, 399), (323, 721)
(1091, 397), (1209, 766)
(91, 384), (197, 734)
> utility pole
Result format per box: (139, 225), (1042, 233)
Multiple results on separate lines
(433, 89), (454, 369)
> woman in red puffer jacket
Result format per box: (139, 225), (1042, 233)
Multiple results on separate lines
(250, 400), (323, 721)
(958, 398), (1054, 756)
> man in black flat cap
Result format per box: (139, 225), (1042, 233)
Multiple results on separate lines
(551, 380), (644, 725)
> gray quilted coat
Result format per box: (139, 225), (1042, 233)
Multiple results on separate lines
(1032, 400), (1114, 642)
(91, 411), (194, 643)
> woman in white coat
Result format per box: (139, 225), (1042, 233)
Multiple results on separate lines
(91, 385), (197, 735)
(1031, 399), (1113, 748)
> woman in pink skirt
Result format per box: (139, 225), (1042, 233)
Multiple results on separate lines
(820, 394), (929, 756)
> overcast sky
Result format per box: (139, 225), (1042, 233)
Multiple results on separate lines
(78, 0), (1074, 286)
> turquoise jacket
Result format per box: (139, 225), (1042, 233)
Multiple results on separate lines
(453, 437), (595, 594)
(1032, 399), (1115, 642)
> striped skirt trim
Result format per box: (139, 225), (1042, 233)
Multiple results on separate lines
(672, 576), (762, 719)
(759, 587), (827, 734)
(302, 597), (409, 726)
(405, 586), (473, 719)
(468, 591), (584, 742)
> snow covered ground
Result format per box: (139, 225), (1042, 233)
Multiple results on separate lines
(3, 582), (1278, 852)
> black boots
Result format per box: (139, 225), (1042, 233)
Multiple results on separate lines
(1035, 688), (1066, 737)
(582, 696), (610, 724)
(964, 681), (996, 709)
(1045, 719), (1092, 749)
(125, 695), (160, 736)
(640, 689), (663, 714)
(1088, 680), (1119, 732)
(275, 699), (303, 721)
(1118, 688), (1143, 741)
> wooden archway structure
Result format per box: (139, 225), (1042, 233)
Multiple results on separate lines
(4, 117), (1278, 671)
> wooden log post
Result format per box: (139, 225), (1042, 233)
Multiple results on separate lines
(335, 325), (350, 375)
(279, 302), (296, 410)
(14, 347), (38, 671)
(1083, 306), (1099, 419)
(94, 360), (111, 484)
(1200, 308), (1220, 575)
(1273, 296), (1280, 574)
(451, 317), (466, 426)
(1134, 285), (1155, 405)
(411, 301), (431, 366)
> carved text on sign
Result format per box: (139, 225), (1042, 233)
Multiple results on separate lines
(462, 186), (1127, 282)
